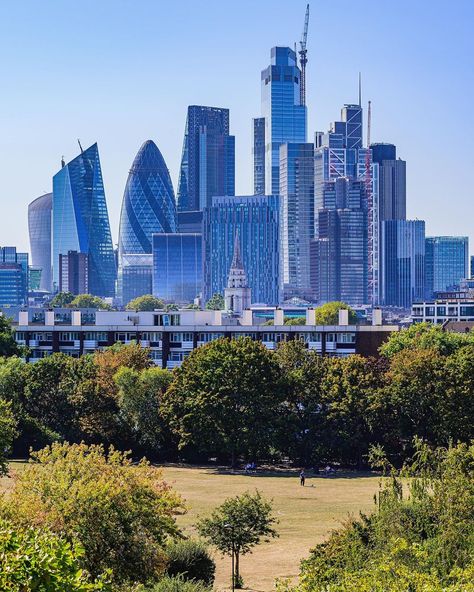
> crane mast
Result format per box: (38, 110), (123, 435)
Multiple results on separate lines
(365, 100), (378, 305)
(299, 4), (310, 106)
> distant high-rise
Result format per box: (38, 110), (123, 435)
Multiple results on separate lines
(312, 107), (371, 305)
(0, 247), (28, 306)
(371, 143), (406, 221)
(252, 117), (265, 195)
(28, 192), (52, 292)
(255, 47), (307, 195)
(381, 220), (425, 308)
(203, 195), (280, 305)
(119, 140), (177, 256)
(177, 106), (235, 213)
(425, 236), (469, 298)
(119, 254), (153, 305)
(279, 142), (314, 297)
(471, 255), (474, 279)
(52, 143), (116, 297)
(59, 250), (88, 295)
(152, 233), (202, 304)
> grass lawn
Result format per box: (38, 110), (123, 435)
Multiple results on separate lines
(161, 466), (380, 591)
(2, 461), (380, 591)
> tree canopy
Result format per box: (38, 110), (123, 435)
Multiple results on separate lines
(314, 301), (356, 325)
(49, 291), (75, 307)
(69, 294), (112, 310)
(126, 294), (164, 311)
(205, 293), (225, 310)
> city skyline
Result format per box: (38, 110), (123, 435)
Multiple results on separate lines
(2, 0), (473, 253)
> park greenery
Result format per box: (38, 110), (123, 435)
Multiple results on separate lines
(126, 294), (165, 311)
(50, 292), (111, 309)
(278, 439), (474, 592)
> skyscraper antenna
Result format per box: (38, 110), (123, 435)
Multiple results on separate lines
(61, 155), (65, 168)
(77, 139), (84, 154)
(358, 72), (362, 107)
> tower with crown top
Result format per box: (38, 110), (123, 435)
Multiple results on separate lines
(224, 233), (252, 314)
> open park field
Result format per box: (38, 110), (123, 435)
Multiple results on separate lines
(1, 462), (380, 591)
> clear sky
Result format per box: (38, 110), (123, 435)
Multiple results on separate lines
(1, 0), (473, 253)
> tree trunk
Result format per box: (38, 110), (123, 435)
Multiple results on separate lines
(235, 551), (241, 588)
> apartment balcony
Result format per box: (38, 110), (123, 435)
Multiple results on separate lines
(83, 340), (98, 349)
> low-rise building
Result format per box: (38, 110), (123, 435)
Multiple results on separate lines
(14, 307), (399, 367)
(412, 300), (474, 324)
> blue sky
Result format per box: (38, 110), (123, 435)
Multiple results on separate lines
(1, 0), (473, 252)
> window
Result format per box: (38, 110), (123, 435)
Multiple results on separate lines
(337, 333), (356, 344)
(155, 314), (180, 326)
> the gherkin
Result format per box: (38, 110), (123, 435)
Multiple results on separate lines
(118, 140), (177, 256)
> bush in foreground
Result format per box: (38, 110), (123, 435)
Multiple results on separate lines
(165, 539), (215, 585)
(0, 519), (111, 591)
(1, 442), (184, 586)
(146, 575), (211, 592)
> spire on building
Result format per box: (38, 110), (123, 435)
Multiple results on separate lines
(225, 232), (251, 313)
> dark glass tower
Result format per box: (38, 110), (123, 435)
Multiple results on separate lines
(177, 106), (235, 213)
(52, 143), (116, 297)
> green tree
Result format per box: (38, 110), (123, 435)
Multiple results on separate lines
(380, 322), (472, 359)
(314, 301), (356, 325)
(69, 294), (112, 309)
(185, 303), (201, 310)
(147, 575), (212, 592)
(161, 337), (284, 465)
(165, 539), (215, 585)
(165, 303), (179, 311)
(197, 491), (278, 588)
(0, 315), (20, 357)
(3, 442), (184, 586)
(274, 340), (327, 465)
(0, 519), (111, 591)
(284, 317), (306, 325)
(0, 399), (17, 476)
(114, 366), (173, 450)
(205, 293), (225, 310)
(126, 294), (164, 311)
(49, 291), (75, 308)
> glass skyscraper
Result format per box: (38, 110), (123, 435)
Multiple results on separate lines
(371, 143), (406, 221)
(52, 143), (116, 297)
(117, 140), (177, 303)
(203, 195), (280, 305)
(252, 117), (265, 195)
(28, 192), (52, 292)
(312, 106), (372, 305)
(381, 220), (425, 308)
(177, 106), (235, 213)
(256, 47), (307, 195)
(0, 247), (29, 306)
(425, 236), (469, 298)
(152, 234), (202, 304)
(279, 142), (314, 297)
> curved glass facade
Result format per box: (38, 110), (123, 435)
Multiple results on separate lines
(28, 192), (52, 291)
(119, 140), (177, 256)
(52, 143), (116, 297)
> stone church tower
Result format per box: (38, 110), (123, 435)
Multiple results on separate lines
(224, 233), (252, 314)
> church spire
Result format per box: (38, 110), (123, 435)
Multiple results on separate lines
(224, 231), (252, 313)
(230, 231), (244, 270)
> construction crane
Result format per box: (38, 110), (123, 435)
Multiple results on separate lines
(299, 4), (310, 106)
(365, 100), (378, 305)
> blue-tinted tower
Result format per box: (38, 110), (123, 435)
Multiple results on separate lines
(28, 193), (52, 292)
(152, 234), (202, 304)
(52, 143), (116, 297)
(177, 106), (235, 213)
(204, 195), (280, 305)
(257, 47), (307, 195)
(425, 236), (469, 298)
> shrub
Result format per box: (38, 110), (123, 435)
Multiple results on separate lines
(166, 539), (215, 585)
(2, 442), (185, 586)
(147, 575), (212, 591)
(0, 519), (111, 591)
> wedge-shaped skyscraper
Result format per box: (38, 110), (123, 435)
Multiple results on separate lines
(52, 143), (116, 297)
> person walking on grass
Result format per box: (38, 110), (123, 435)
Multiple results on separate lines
(300, 469), (305, 486)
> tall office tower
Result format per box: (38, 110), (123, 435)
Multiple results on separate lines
(117, 140), (177, 303)
(371, 143), (406, 221)
(203, 195), (280, 305)
(279, 143), (314, 298)
(252, 117), (265, 194)
(224, 234), (252, 314)
(313, 106), (372, 305)
(59, 250), (88, 294)
(52, 143), (116, 297)
(471, 255), (474, 278)
(381, 220), (425, 308)
(177, 106), (235, 215)
(254, 47), (307, 196)
(0, 247), (29, 306)
(424, 236), (469, 298)
(28, 192), (52, 292)
(152, 233), (202, 304)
